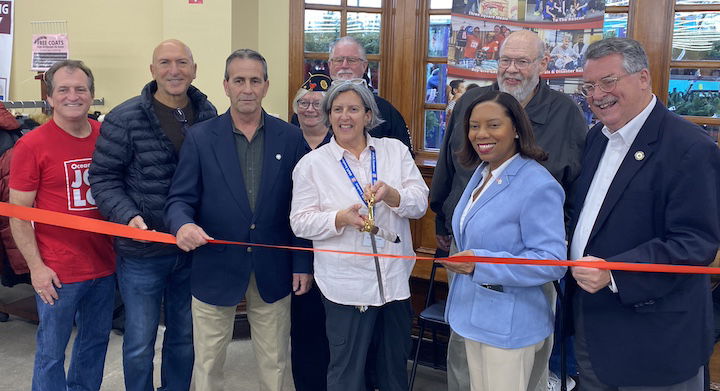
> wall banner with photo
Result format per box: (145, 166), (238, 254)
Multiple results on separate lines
(446, 0), (607, 124)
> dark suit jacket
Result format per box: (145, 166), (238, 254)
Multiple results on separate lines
(165, 110), (312, 306)
(567, 100), (720, 386)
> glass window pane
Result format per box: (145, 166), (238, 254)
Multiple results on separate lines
(304, 10), (340, 53)
(347, 12), (382, 55)
(430, 0), (452, 9)
(429, 15), (451, 57)
(668, 68), (720, 117)
(603, 13), (628, 38)
(306, 0), (341, 4)
(672, 12), (720, 61)
(426, 63), (448, 104)
(424, 110), (447, 150)
(605, 0), (629, 5)
(677, 0), (720, 4)
(303, 59), (330, 79)
(347, 0), (382, 7)
(367, 61), (380, 94)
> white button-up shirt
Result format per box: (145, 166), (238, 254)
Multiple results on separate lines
(291, 135), (429, 306)
(570, 96), (656, 288)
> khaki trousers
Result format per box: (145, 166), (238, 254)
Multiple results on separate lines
(465, 337), (546, 391)
(191, 273), (291, 391)
(446, 239), (553, 391)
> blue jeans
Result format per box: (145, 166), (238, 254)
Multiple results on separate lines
(33, 274), (115, 391)
(117, 254), (193, 391)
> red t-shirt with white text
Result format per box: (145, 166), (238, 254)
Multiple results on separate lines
(9, 119), (115, 283)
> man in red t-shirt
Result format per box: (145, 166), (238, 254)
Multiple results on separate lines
(464, 27), (482, 60)
(9, 60), (115, 391)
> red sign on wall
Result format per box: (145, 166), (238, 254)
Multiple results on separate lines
(188, 0), (203, 4)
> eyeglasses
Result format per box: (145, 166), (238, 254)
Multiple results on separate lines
(298, 100), (321, 110)
(498, 57), (539, 70)
(329, 56), (366, 65)
(580, 72), (637, 97)
(173, 108), (189, 134)
(331, 78), (367, 87)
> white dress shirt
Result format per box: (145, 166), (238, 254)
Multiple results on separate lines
(290, 135), (429, 306)
(570, 95), (656, 291)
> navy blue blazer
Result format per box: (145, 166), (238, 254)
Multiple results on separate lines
(165, 110), (313, 306)
(567, 101), (720, 386)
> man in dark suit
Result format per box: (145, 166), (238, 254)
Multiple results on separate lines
(568, 37), (720, 390)
(164, 49), (312, 391)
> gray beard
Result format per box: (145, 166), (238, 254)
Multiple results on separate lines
(498, 76), (539, 104)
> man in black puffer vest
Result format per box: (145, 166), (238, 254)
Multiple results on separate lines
(89, 39), (217, 391)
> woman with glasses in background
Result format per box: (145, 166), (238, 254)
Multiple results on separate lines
(292, 74), (333, 150)
(288, 73), (333, 391)
(438, 90), (566, 391)
(290, 79), (428, 391)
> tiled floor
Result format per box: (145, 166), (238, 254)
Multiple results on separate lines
(0, 283), (446, 390)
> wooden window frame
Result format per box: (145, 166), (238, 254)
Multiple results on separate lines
(290, 0), (720, 158)
(289, 1), (392, 120)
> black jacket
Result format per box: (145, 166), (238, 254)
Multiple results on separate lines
(430, 80), (587, 236)
(89, 81), (217, 257)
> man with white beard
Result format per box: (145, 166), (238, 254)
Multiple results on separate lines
(430, 29), (587, 391)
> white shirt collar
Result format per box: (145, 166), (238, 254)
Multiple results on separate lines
(480, 153), (520, 179)
(327, 133), (376, 161)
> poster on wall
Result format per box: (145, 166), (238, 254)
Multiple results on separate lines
(31, 33), (69, 72)
(0, 0), (14, 101)
(445, 0), (606, 125)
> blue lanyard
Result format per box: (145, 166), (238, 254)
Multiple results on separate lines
(340, 147), (377, 206)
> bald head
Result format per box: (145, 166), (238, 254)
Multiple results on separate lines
(152, 39), (194, 64)
(150, 39), (197, 107)
(500, 30), (546, 59)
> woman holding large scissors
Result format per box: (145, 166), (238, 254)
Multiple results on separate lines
(290, 79), (428, 391)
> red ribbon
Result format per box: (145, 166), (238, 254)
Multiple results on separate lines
(1, 201), (717, 275)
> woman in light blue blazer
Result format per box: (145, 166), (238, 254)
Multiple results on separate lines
(438, 90), (567, 391)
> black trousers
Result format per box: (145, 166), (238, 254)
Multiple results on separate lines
(574, 294), (703, 391)
(291, 284), (330, 391)
(323, 297), (412, 391)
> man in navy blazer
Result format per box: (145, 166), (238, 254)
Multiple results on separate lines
(567, 38), (720, 390)
(165, 49), (312, 391)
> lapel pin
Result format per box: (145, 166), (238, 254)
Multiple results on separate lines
(496, 178), (502, 184)
(634, 151), (645, 161)
(275, 154), (282, 160)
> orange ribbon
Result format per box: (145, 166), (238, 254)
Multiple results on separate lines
(1, 201), (718, 275)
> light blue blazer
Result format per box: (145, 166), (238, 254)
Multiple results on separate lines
(445, 155), (567, 349)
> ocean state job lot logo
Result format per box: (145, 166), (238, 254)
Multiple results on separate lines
(64, 158), (96, 211)
(0, 2), (12, 35)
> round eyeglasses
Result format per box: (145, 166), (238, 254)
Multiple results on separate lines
(580, 72), (637, 97)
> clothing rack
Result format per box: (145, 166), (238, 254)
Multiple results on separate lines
(0, 98), (105, 109)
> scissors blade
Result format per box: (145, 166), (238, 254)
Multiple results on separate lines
(369, 233), (386, 304)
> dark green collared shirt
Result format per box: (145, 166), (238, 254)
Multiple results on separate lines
(232, 115), (265, 212)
